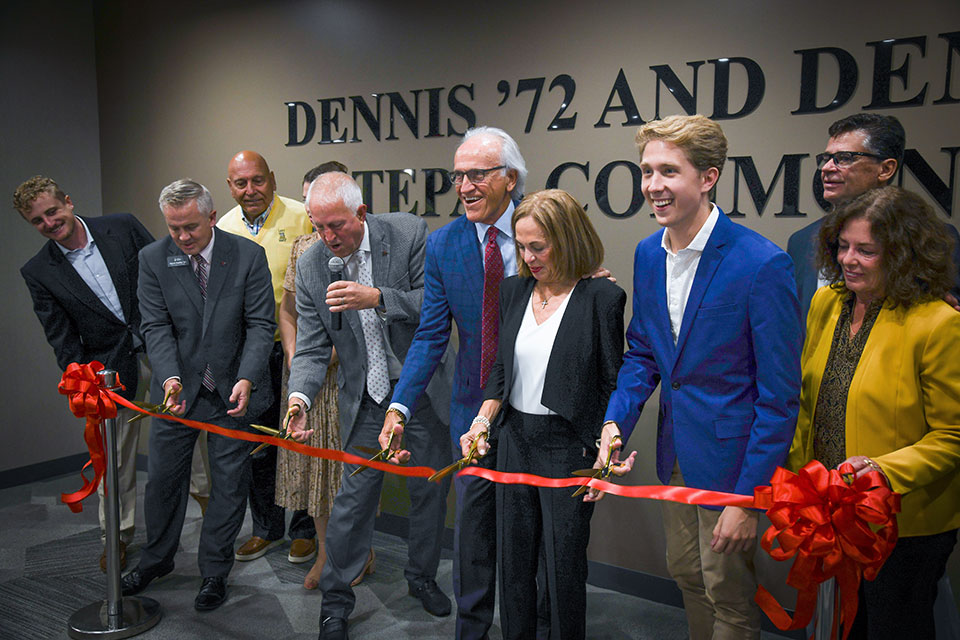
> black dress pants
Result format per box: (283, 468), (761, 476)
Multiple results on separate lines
(496, 406), (595, 640)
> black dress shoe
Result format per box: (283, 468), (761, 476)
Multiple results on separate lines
(409, 579), (451, 617)
(194, 576), (227, 611)
(120, 564), (173, 596)
(319, 615), (348, 640)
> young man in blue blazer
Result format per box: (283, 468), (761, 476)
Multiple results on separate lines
(598, 115), (802, 639)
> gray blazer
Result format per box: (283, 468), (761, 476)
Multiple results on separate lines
(288, 212), (452, 442)
(138, 228), (276, 419)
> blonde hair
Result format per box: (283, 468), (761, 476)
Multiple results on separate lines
(635, 114), (728, 176)
(512, 189), (604, 281)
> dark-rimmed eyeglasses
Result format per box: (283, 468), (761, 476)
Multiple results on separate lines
(448, 166), (506, 185)
(816, 151), (885, 168)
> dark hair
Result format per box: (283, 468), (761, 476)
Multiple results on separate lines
(817, 186), (954, 308)
(828, 113), (905, 166)
(303, 161), (349, 184)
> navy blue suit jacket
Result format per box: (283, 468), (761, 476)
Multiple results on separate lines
(21, 214), (153, 400)
(605, 210), (802, 497)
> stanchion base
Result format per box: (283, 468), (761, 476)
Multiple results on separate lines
(67, 596), (162, 639)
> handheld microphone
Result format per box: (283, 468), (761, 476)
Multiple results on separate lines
(328, 256), (345, 331)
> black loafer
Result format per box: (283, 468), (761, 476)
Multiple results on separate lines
(319, 615), (348, 640)
(120, 564), (173, 596)
(194, 576), (227, 611)
(409, 579), (451, 617)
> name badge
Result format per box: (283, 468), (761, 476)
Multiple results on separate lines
(167, 255), (190, 268)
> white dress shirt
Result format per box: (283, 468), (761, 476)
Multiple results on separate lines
(509, 289), (572, 414)
(661, 204), (720, 344)
(58, 217), (125, 322)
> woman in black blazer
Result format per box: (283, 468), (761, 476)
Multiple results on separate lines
(460, 189), (627, 640)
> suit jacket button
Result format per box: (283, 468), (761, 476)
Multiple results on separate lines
(671, 382), (681, 390)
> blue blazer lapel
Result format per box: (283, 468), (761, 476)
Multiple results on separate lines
(672, 213), (730, 365)
(458, 217), (484, 312)
(648, 237), (676, 363)
(203, 230), (232, 335)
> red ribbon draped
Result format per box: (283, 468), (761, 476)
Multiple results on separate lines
(58, 367), (900, 636)
(57, 361), (125, 512)
(752, 461), (900, 639)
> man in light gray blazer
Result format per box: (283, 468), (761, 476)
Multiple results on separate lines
(121, 179), (275, 612)
(287, 172), (453, 640)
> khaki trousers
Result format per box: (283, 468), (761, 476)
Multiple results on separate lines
(660, 464), (761, 640)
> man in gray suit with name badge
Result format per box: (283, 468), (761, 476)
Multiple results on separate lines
(121, 179), (275, 612)
(287, 172), (453, 640)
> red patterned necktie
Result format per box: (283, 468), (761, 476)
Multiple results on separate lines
(194, 255), (216, 392)
(480, 227), (503, 388)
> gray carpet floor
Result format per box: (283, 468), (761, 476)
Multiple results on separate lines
(0, 471), (796, 640)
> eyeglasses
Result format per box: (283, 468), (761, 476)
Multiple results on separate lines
(449, 166), (506, 185)
(816, 151), (885, 168)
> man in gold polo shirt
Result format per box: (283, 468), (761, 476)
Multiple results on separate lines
(217, 151), (317, 564)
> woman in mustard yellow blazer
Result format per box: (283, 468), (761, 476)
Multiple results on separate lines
(787, 186), (960, 640)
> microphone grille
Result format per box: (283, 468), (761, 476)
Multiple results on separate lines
(328, 256), (345, 272)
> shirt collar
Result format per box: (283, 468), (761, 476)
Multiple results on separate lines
(474, 200), (515, 245)
(349, 221), (371, 264)
(242, 196), (275, 232)
(661, 203), (720, 256)
(56, 216), (93, 255)
(195, 228), (216, 264)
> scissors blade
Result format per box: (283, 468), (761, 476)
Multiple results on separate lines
(353, 445), (381, 456)
(571, 469), (603, 497)
(428, 459), (464, 483)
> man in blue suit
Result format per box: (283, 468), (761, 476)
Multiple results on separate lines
(381, 126), (527, 640)
(599, 115), (802, 640)
(787, 113), (960, 320)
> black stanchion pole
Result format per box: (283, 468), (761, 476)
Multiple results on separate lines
(67, 369), (162, 639)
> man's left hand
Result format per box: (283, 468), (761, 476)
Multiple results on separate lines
(326, 280), (379, 312)
(710, 506), (758, 554)
(227, 378), (252, 417)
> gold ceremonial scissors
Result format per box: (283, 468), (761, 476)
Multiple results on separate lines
(350, 429), (403, 476)
(571, 435), (622, 497)
(249, 405), (300, 456)
(428, 431), (488, 483)
(127, 387), (178, 423)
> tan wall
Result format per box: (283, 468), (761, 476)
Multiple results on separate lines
(5, 0), (959, 611)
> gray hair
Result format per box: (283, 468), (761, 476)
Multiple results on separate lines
(305, 171), (363, 213)
(158, 179), (214, 216)
(461, 126), (527, 198)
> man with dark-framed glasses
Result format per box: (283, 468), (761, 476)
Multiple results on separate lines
(787, 113), (960, 318)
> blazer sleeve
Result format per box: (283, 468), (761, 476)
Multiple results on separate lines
(21, 267), (84, 370)
(391, 231), (454, 414)
(603, 244), (662, 440)
(380, 216), (428, 324)
(236, 246), (276, 384)
(875, 309), (960, 494)
(597, 284), (627, 404)
(736, 250), (802, 496)
(288, 260), (334, 403)
(137, 248), (180, 384)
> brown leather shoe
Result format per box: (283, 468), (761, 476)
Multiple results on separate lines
(350, 549), (375, 587)
(288, 538), (317, 563)
(234, 536), (282, 561)
(99, 540), (128, 573)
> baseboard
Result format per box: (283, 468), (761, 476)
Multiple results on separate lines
(0, 453), (149, 490)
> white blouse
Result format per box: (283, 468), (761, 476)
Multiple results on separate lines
(508, 289), (573, 414)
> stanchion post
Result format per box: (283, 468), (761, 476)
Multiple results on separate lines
(67, 368), (162, 639)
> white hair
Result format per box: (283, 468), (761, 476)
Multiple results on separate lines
(305, 171), (363, 214)
(461, 126), (527, 197)
(158, 178), (214, 215)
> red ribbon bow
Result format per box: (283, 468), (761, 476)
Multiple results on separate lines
(752, 460), (900, 640)
(57, 362), (124, 512)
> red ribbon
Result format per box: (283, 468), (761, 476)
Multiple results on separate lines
(62, 372), (899, 636)
(752, 461), (900, 639)
(57, 362), (125, 512)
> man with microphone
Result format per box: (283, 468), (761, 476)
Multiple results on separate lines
(286, 172), (453, 640)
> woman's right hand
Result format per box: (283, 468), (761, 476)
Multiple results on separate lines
(460, 420), (491, 458)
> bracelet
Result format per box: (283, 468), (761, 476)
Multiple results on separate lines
(385, 407), (406, 426)
(471, 415), (491, 430)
